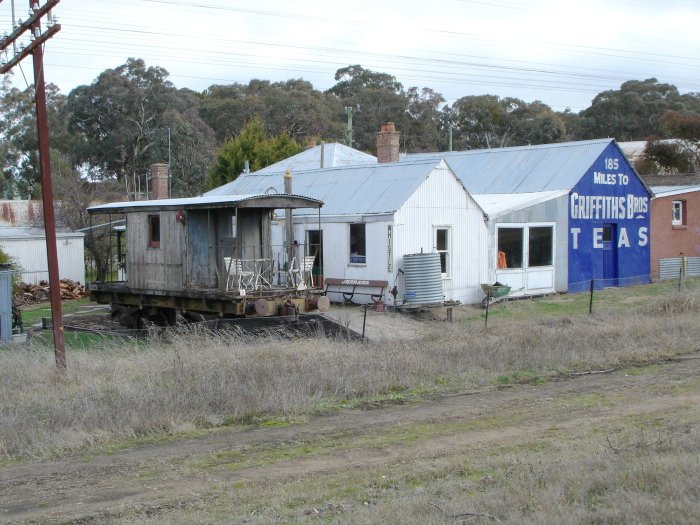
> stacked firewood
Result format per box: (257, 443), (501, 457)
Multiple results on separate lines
(14, 279), (87, 305)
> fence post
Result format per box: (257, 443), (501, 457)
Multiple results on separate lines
(485, 292), (491, 328)
(679, 265), (683, 291)
(0, 265), (12, 342)
(362, 304), (368, 338)
(589, 278), (594, 315)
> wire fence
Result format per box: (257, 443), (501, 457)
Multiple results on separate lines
(482, 272), (699, 328)
(14, 267), (700, 346)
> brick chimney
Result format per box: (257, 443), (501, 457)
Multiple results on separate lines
(150, 163), (169, 200)
(376, 122), (400, 163)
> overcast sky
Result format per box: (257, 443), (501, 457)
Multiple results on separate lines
(2, 0), (699, 112)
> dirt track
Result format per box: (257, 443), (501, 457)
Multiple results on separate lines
(1, 356), (698, 523)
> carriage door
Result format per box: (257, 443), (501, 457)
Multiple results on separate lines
(305, 230), (323, 286)
(602, 224), (618, 285)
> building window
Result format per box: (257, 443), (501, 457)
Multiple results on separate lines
(349, 223), (366, 264)
(497, 227), (523, 268)
(528, 226), (553, 267)
(672, 200), (685, 226)
(435, 227), (450, 276)
(497, 225), (554, 269)
(148, 214), (160, 248)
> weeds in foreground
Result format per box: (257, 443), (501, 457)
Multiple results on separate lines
(1, 290), (699, 459)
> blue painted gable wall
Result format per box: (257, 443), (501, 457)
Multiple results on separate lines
(568, 142), (651, 292)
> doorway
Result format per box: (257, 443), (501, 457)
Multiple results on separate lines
(602, 223), (618, 286)
(305, 230), (323, 286)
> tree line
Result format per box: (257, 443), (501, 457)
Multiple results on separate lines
(2, 58), (700, 206)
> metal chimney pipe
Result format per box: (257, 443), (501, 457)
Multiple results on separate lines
(284, 169), (294, 274)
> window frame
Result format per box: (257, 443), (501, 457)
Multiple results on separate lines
(349, 223), (366, 264)
(528, 225), (554, 268)
(496, 223), (555, 271)
(434, 226), (451, 277)
(496, 225), (525, 269)
(672, 200), (685, 226)
(148, 214), (161, 248)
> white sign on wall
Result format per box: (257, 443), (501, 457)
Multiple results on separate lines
(387, 225), (393, 273)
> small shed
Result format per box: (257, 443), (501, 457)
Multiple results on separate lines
(649, 185), (700, 278)
(88, 194), (322, 293)
(0, 227), (85, 285)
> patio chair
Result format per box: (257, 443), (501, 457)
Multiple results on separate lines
(288, 255), (316, 289)
(224, 257), (254, 291)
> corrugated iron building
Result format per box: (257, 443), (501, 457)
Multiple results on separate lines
(208, 159), (489, 305)
(207, 138), (653, 303)
(0, 227), (85, 285)
(406, 139), (652, 293)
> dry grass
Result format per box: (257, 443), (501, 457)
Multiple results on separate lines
(1, 290), (700, 460)
(256, 421), (699, 525)
(167, 419), (698, 525)
(640, 288), (700, 315)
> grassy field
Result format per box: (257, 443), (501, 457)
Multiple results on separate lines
(18, 297), (92, 327)
(2, 280), (698, 460)
(1, 280), (698, 523)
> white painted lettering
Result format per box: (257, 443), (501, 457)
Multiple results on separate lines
(604, 158), (619, 170)
(593, 228), (604, 249)
(571, 227), (581, 250)
(570, 193), (579, 219)
(594, 172), (617, 185)
(618, 227), (630, 248)
(638, 227), (648, 246)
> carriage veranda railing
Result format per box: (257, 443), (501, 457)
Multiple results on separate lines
(85, 237), (323, 295)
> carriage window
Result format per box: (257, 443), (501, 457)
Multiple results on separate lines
(497, 227), (523, 268)
(148, 215), (160, 248)
(349, 223), (366, 264)
(528, 226), (553, 267)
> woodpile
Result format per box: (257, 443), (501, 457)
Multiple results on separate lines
(14, 279), (87, 305)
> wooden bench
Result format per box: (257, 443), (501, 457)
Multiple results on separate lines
(323, 278), (388, 304)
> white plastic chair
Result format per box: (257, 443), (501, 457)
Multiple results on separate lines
(288, 255), (316, 288)
(301, 255), (316, 287)
(224, 257), (254, 291)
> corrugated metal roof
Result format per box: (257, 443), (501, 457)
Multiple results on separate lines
(650, 185), (700, 198)
(206, 159), (446, 216)
(473, 190), (568, 219)
(255, 143), (376, 174)
(405, 139), (613, 194)
(88, 194), (323, 214)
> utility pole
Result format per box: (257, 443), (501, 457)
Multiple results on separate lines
(448, 124), (453, 152)
(167, 127), (171, 197)
(344, 106), (353, 147)
(1, 0), (65, 370)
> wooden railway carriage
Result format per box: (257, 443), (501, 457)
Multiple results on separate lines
(87, 194), (328, 327)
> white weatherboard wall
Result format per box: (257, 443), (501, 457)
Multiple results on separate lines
(292, 164), (488, 305)
(294, 217), (394, 303)
(394, 164), (488, 304)
(0, 232), (85, 284)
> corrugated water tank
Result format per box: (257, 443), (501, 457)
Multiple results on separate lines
(403, 252), (444, 305)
